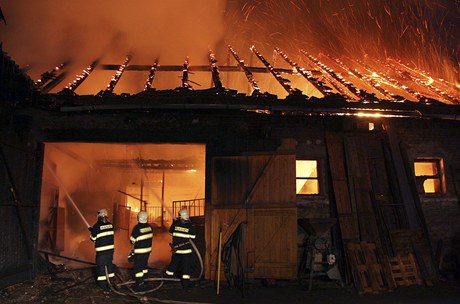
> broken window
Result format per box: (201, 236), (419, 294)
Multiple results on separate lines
(296, 160), (319, 195)
(414, 158), (445, 194)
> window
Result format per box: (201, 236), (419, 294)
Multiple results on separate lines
(296, 160), (319, 195)
(414, 158), (445, 194)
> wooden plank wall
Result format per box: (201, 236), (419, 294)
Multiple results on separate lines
(206, 139), (298, 280)
(205, 207), (297, 280)
(205, 207), (252, 281)
(211, 153), (296, 207)
(253, 208), (297, 279)
(326, 131), (415, 291)
(325, 132), (359, 242)
(343, 135), (381, 244)
(326, 131), (409, 248)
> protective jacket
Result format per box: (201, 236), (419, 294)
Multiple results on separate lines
(169, 219), (196, 254)
(130, 223), (153, 254)
(90, 218), (114, 254)
(90, 217), (115, 285)
(165, 218), (196, 281)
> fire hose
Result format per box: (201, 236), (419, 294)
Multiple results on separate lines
(106, 266), (211, 304)
(109, 239), (204, 297)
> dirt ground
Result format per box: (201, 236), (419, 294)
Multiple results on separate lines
(1, 267), (460, 304)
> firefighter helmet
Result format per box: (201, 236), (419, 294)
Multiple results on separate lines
(138, 211), (148, 224)
(178, 208), (189, 221)
(97, 209), (108, 218)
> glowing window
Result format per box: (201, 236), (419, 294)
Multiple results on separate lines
(414, 159), (445, 194)
(296, 160), (319, 195)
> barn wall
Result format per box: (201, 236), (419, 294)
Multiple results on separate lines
(273, 124), (330, 217)
(391, 118), (460, 279)
(0, 122), (42, 288)
(2, 87), (460, 287)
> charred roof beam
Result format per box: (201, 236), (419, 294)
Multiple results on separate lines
(301, 50), (362, 101)
(208, 49), (223, 89)
(228, 45), (260, 95)
(62, 59), (100, 93)
(275, 47), (332, 97)
(98, 64), (305, 75)
(251, 45), (299, 96)
(144, 60), (158, 91)
(387, 58), (459, 105)
(34, 62), (68, 91)
(97, 158), (198, 171)
(101, 54), (132, 95)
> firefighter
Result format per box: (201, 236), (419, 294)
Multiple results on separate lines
(165, 208), (196, 288)
(130, 211), (153, 289)
(89, 208), (115, 288)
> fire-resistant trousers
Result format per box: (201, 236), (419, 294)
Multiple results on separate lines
(134, 253), (149, 284)
(166, 253), (191, 279)
(96, 252), (114, 286)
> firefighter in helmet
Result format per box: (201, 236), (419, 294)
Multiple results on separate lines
(130, 211), (153, 289)
(89, 208), (115, 288)
(165, 208), (196, 288)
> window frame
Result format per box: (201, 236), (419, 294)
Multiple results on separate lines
(414, 158), (446, 195)
(295, 159), (321, 196)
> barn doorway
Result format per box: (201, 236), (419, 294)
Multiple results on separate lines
(38, 143), (205, 268)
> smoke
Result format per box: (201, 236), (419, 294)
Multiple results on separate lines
(1, 0), (458, 94)
(38, 142), (205, 268)
(1, 0), (227, 79)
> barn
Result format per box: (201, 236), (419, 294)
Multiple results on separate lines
(1, 42), (460, 295)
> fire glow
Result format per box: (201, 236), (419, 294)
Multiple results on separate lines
(39, 143), (205, 267)
(1, 1), (457, 102)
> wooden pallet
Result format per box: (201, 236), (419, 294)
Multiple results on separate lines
(389, 229), (435, 285)
(389, 253), (423, 286)
(346, 241), (395, 294)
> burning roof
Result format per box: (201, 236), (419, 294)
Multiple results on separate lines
(29, 45), (459, 105)
(1, 1), (458, 109)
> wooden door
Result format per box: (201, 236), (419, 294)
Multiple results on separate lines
(205, 139), (298, 280)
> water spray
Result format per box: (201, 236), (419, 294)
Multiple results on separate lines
(44, 161), (91, 228)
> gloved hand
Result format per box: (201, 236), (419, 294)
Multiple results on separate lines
(88, 227), (93, 232)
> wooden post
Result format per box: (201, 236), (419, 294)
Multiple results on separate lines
(217, 227), (223, 295)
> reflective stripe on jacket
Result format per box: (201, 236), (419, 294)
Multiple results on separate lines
(90, 219), (115, 253)
(130, 223), (153, 254)
(169, 219), (196, 254)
